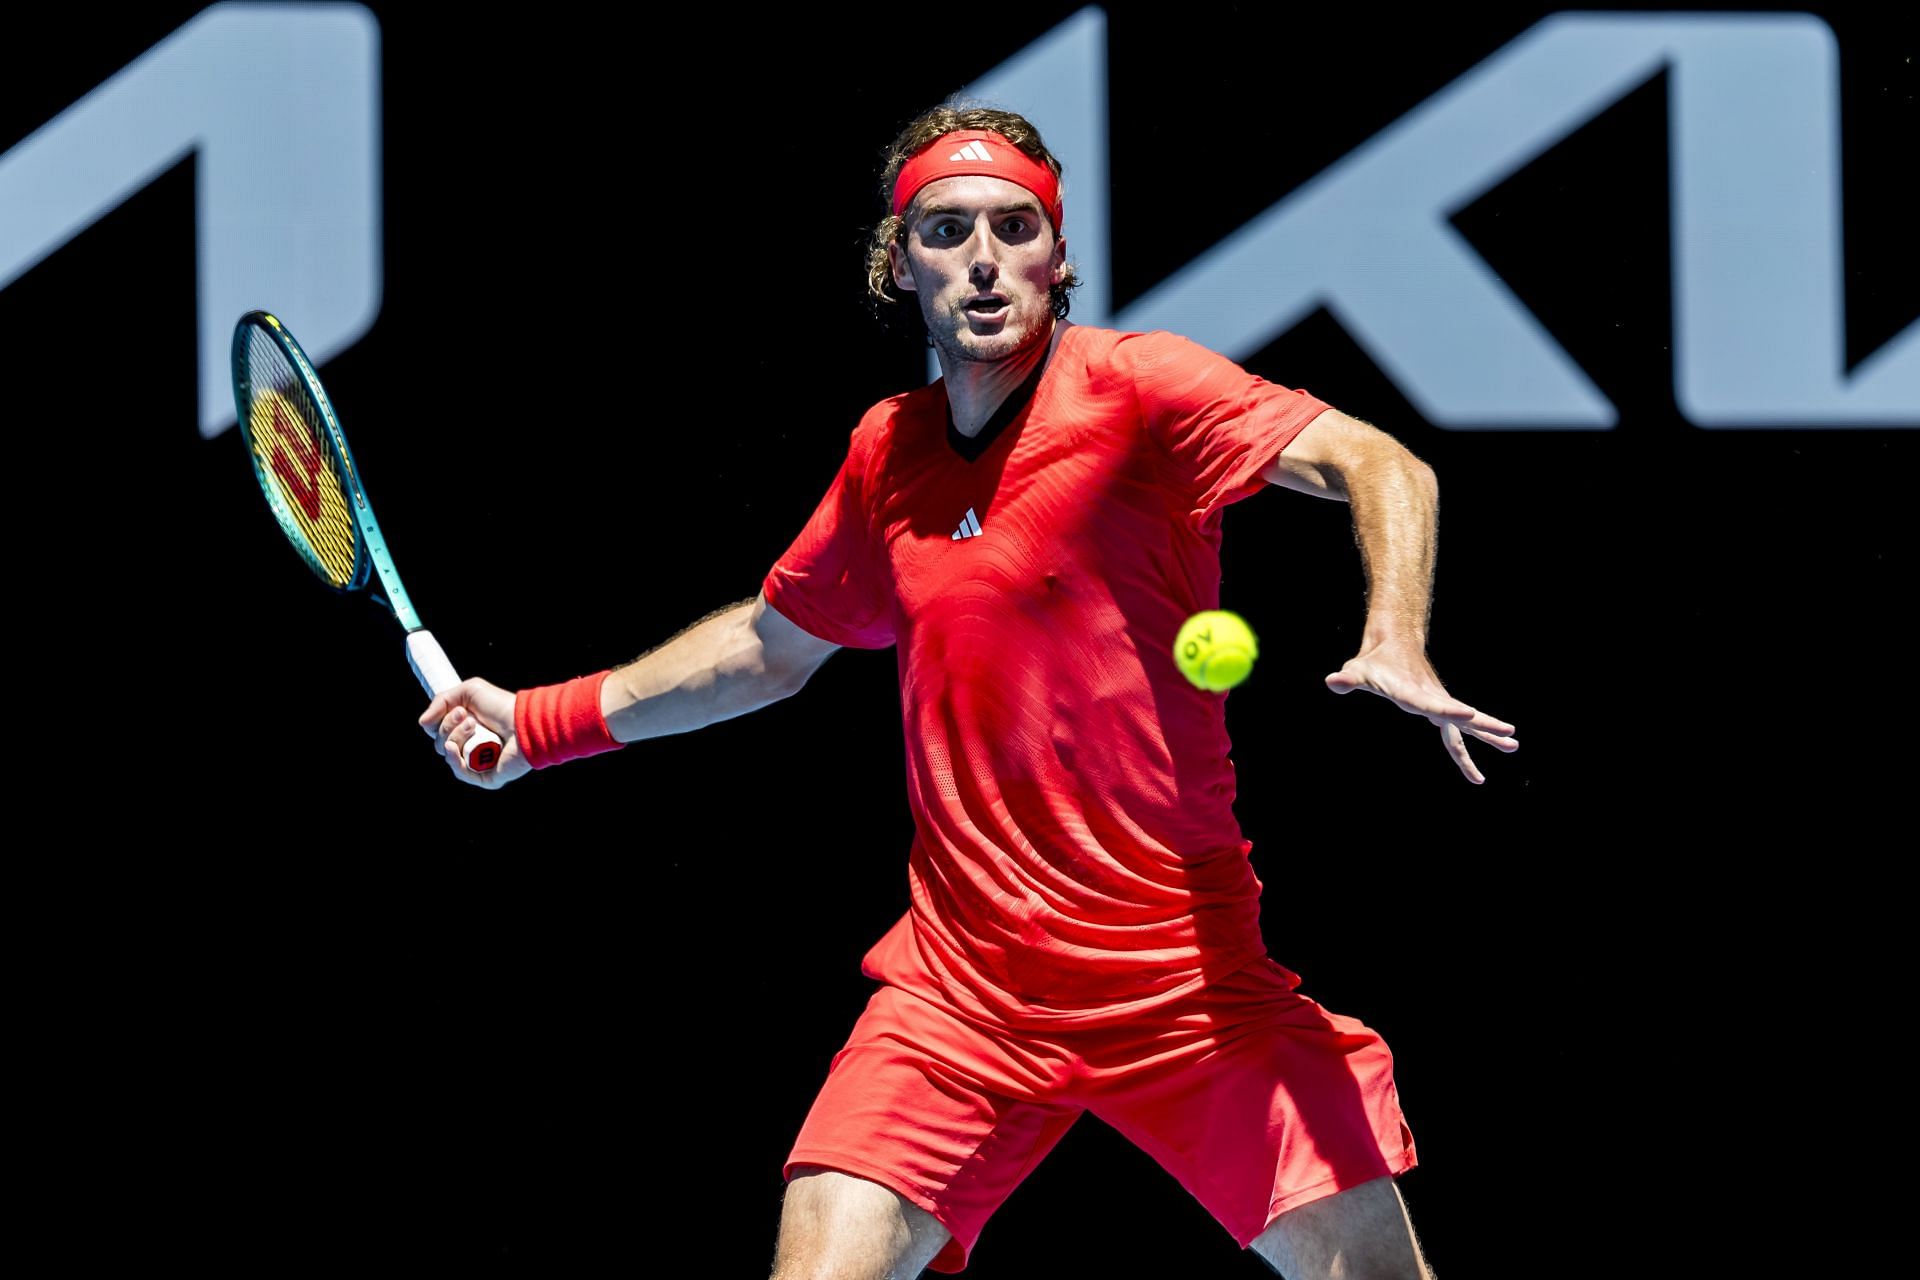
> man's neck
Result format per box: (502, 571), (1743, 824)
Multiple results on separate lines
(940, 320), (1068, 437)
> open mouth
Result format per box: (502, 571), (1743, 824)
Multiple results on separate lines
(964, 296), (1009, 315)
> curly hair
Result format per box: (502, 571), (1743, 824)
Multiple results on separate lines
(864, 100), (1082, 332)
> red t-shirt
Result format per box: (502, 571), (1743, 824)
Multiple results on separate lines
(762, 323), (1332, 1030)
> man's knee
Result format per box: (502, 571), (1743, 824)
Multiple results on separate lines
(770, 1165), (953, 1280)
(1250, 1175), (1434, 1280)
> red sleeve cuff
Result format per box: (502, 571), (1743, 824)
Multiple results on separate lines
(515, 670), (623, 770)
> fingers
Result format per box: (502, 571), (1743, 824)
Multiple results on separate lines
(419, 691), (453, 735)
(1355, 678), (1498, 738)
(1444, 706), (1518, 752)
(1437, 702), (1513, 731)
(420, 682), (485, 736)
(1379, 686), (1518, 751)
(434, 706), (488, 784)
(1464, 724), (1520, 752)
(445, 707), (470, 758)
(1443, 706), (1512, 756)
(1329, 661), (1518, 778)
(1441, 723), (1486, 785)
(444, 706), (483, 764)
(415, 681), (519, 787)
(426, 705), (458, 759)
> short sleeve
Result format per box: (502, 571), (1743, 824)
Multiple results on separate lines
(761, 428), (896, 650)
(1122, 329), (1332, 533)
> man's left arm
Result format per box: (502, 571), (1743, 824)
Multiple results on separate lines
(1261, 408), (1519, 784)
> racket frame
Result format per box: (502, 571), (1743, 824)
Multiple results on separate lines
(232, 310), (426, 631)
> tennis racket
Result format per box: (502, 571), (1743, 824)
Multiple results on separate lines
(230, 310), (503, 771)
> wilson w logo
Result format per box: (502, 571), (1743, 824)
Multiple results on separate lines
(269, 403), (326, 521)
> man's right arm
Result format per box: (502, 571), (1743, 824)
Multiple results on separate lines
(601, 588), (843, 743)
(420, 589), (842, 787)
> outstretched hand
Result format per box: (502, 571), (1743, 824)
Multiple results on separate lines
(1325, 645), (1517, 784)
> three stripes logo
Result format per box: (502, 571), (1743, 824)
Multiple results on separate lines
(951, 507), (984, 540)
(949, 140), (994, 163)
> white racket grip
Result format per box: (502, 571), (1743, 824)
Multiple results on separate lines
(407, 630), (505, 772)
(407, 630), (460, 695)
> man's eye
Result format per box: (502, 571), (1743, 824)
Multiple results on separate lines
(1003, 219), (1028, 235)
(931, 223), (959, 240)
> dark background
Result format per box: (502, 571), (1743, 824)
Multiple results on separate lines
(5, 3), (1913, 1274)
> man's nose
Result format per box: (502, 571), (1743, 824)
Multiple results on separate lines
(965, 220), (1000, 280)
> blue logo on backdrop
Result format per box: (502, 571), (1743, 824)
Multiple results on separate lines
(962, 9), (1916, 428)
(0, 3), (381, 439)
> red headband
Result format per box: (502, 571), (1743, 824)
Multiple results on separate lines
(891, 130), (1064, 233)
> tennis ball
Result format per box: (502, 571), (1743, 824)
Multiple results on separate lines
(1174, 610), (1259, 691)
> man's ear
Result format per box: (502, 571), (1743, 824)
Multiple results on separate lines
(888, 239), (918, 294)
(1051, 232), (1067, 284)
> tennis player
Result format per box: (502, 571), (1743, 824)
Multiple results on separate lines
(422, 102), (1516, 1279)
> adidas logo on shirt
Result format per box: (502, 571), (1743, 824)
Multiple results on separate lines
(949, 140), (994, 163)
(951, 507), (984, 540)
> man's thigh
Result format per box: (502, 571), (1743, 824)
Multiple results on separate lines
(771, 1166), (953, 1280)
(1078, 960), (1418, 1252)
(1249, 1175), (1434, 1280)
(783, 984), (1082, 1273)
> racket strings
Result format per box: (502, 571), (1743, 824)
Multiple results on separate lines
(243, 327), (359, 586)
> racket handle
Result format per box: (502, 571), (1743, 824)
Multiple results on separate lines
(406, 630), (504, 772)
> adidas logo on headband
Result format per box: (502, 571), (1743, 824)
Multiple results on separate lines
(949, 140), (994, 162)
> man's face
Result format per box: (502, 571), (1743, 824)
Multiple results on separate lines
(888, 174), (1067, 366)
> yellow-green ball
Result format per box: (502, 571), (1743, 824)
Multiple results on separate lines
(1174, 610), (1259, 691)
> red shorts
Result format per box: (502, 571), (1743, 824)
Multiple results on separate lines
(783, 955), (1417, 1273)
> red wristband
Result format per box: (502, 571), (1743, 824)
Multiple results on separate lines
(515, 670), (623, 770)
